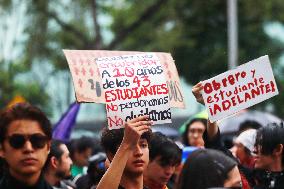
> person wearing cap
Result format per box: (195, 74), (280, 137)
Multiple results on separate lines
(75, 152), (106, 189)
(230, 129), (257, 168)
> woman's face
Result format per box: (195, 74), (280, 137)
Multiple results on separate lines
(187, 121), (205, 147)
(230, 142), (248, 164)
(223, 166), (242, 188)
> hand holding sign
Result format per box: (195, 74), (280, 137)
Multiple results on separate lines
(192, 82), (205, 105)
(64, 50), (176, 130)
(122, 115), (152, 150)
(202, 55), (278, 122)
(97, 53), (172, 129)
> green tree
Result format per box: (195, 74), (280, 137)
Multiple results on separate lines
(1, 0), (284, 117)
(110, 0), (284, 116)
(0, 0), (50, 112)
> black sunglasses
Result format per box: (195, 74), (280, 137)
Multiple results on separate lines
(6, 134), (49, 149)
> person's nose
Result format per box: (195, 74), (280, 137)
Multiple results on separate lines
(69, 157), (73, 165)
(193, 132), (199, 138)
(23, 140), (35, 153)
(134, 145), (143, 157)
(230, 145), (237, 157)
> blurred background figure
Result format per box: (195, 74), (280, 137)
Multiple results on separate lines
(68, 137), (95, 179)
(75, 152), (106, 189)
(181, 118), (207, 147)
(230, 129), (257, 168)
(221, 120), (262, 149)
(44, 140), (75, 189)
(143, 132), (182, 189)
(238, 120), (262, 134)
(177, 149), (242, 189)
(252, 122), (284, 188)
(180, 146), (198, 164)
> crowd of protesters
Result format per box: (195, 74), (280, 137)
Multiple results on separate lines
(0, 82), (284, 189)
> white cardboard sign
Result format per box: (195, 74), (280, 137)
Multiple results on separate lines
(202, 55), (278, 122)
(96, 53), (172, 129)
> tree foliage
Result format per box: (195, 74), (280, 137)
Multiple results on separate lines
(1, 0), (284, 117)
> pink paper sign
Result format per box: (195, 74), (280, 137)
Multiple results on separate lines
(63, 50), (185, 108)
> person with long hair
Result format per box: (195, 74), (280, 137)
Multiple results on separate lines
(177, 149), (242, 189)
(182, 118), (207, 147)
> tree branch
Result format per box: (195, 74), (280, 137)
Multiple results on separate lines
(107, 0), (167, 50)
(90, 0), (102, 49)
(43, 9), (91, 48)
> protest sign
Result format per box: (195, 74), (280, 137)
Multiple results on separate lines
(202, 55), (278, 122)
(63, 50), (184, 108)
(63, 50), (103, 103)
(96, 53), (172, 129)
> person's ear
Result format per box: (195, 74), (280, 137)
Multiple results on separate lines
(106, 152), (114, 162)
(46, 141), (51, 154)
(273, 144), (283, 157)
(104, 158), (111, 169)
(50, 156), (59, 168)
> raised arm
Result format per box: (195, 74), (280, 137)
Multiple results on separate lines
(96, 115), (152, 189)
(192, 82), (205, 105)
(192, 82), (218, 140)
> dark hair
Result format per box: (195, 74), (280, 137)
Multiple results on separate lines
(48, 140), (65, 160)
(101, 128), (151, 155)
(239, 120), (262, 134)
(76, 137), (95, 153)
(85, 152), (107, 187)
(44, 140), (65, 170)
(0, 103), (52, 143)
(177, 149), (237, 189)
(255, 122), (284, 164)
(149, 132), (181, 166)
(68, 137), (95, 159)
(182, 118), (207, 146)
(76, 152), (107, 189)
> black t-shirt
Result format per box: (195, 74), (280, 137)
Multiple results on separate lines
(0, 172), (52, 189)
(253, 170), (284, 189)
(203, 128), (255, 187)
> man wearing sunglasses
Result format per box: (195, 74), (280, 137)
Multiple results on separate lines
(0, 103), (52, 189)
